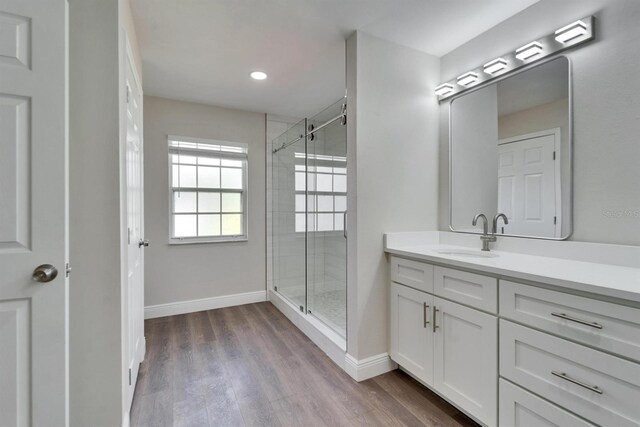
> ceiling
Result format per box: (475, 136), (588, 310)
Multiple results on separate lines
(131, 0), (539, 118)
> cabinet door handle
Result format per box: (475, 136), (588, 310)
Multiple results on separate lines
(551, 312), (603, 329)
(433, 306), (439, 333)
(551, 371), (603, 394)
(423, 303), (430, 328)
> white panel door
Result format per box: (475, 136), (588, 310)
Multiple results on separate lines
(433, 297), (497, 426)
(390, 283), (434, 386)
(124, 41), (145, 409)
(0, 1), (67, 426)
(498, 130), (559, 237)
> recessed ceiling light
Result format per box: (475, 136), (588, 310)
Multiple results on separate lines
(250, 71), (267, 80)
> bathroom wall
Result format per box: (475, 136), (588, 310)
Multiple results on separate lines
(438, 0), (640, 245)
(69, 0), (141, 424)
(143, 96), (266, 307)
(346, 32), (440, 360)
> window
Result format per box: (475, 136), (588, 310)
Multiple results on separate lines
(168, 136), (248, 243)
(294, 152), (347, 233)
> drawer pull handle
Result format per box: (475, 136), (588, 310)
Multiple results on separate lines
(551, 312), (603, 329)
(423, 303), (430, 328)
(433, 306), (439, 333)
(551, 371), (603, 394)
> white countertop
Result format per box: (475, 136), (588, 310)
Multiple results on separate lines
(384, 232), (640, 303)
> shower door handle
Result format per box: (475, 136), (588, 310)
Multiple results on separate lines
(343, 211), (347, 239)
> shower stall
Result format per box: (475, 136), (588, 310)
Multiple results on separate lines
(271, 98), (347, 340)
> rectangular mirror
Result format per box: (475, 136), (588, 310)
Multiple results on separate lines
(450, 56), (571, 239)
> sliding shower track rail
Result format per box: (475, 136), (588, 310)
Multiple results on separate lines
(272, 104), (346, 154)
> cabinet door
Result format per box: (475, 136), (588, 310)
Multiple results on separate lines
(433, 297), (497, 426)
(390, 282), (434, 385)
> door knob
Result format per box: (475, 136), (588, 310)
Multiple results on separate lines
(138, 239), (149, 248)
(33, 264), (58, 283)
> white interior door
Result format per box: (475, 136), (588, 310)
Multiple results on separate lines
(498, 130), (560, 237)
(0, 1), (68, 426)
(125, 41), (145, 408)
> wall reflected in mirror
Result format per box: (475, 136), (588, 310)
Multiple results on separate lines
(450, 56), (571, 239)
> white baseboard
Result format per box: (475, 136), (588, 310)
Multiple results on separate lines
(268, 289), (347, 369)
(344, 352), (398, 382)
(144, 290), (267, 319)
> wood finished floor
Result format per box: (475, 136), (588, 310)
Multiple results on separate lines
(130, 302), (478, 427)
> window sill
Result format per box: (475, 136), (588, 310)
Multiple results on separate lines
(169, 237), (248, 245)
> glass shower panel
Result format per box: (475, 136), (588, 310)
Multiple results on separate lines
(306, 99), (347, 338)
(272, 119), (307, 311)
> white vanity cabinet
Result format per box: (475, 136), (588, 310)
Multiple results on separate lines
(389, 257), (498, 426)
(388, 254), (640, 427)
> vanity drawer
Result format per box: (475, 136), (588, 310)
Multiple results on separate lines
(500, 320), (640, 427)
(500, 280), (640, 361)
(499, 379), (596, 427)
(434, 266), (497, 313)
(390, 257), (433, 293)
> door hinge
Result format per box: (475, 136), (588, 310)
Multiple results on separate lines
(554, 216), (557, 225)
(129, 368), (132, 386)
(553, 151), (556, 160)
(65, 263), (71, 277)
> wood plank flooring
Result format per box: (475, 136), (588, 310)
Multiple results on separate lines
(130, 302), (478, 427)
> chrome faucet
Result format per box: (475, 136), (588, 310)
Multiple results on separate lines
(472, 213), (494, 251)
(492, 213), (509, 236)
(472, 213), (509, 251)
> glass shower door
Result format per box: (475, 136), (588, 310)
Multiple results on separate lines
(272, 119), (307, 312)
(306, 99), (347, 338)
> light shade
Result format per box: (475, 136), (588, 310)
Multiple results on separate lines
(435, 83), (454, 97)
(457, 72), (479, 87)
(555, 20), (587, 43)
(515, 42), (543, 61)
(250, 71), (267, 80)
(483, 58), (508, 75)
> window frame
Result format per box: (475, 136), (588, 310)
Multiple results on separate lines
(167, 135), (249, 244)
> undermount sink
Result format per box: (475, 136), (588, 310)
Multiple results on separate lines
(436, 249), (499, 259)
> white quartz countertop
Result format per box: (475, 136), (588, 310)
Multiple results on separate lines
(384, 233), (640, 303)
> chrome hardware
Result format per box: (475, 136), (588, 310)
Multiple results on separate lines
(551, 312), (603, 329)
(551, 371), (603, 394)
(343, 211), (347, 239)
(341, 103), (347, 125)
(433, 306), (439, 332)
(492, 213), (509, 235)
(32, 264), (58, 283)
(308, 124), (315, 141)
(423, 303), (430, 328)
(65, 263), (72, 277)
(138, 239), (149, 248)
(472, 213), (495, 251)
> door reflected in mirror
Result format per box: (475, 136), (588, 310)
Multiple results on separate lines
(450, 56), (571, 239)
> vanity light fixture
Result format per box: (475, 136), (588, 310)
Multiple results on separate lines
(457, 72), (479, 87)
(250, 71), (268, 80)
(555, 20), (588, 43)
(515, 42), (543, 61)
(434, 15), (594, 102)
(483, 58), (508, 75)
(434, 83), (454, 97)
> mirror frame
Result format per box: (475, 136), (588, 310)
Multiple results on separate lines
(448, 55), (574, 240)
